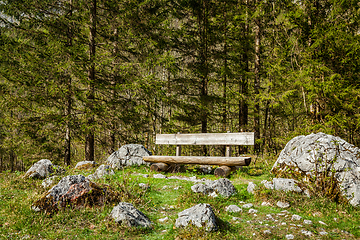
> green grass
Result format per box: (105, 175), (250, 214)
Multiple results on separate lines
(0, 158), (360, 239)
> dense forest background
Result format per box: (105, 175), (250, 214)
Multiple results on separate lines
(0, 0), (359, 171)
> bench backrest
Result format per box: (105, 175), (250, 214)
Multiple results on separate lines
(156, 132), (254, 146)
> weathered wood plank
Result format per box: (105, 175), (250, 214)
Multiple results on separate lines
(156, 132), (254, 146)
(143, 156), (251, 166)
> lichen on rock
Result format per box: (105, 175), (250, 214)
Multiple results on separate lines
(272, 132), (360, 206)
(32, 175), (120, 213)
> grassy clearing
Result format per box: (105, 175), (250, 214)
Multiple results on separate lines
(0, 157), (360, 239)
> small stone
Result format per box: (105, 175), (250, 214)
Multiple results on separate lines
(242, 203), (253, 208)
(154, 174), (167, 179)
(297, 224), (302, 227)
(159, 217), (169, 222)
(248, 209), (258, 214)
(276, 201), (290, 208)
(285, 234), (294, 239)
(281, 222), (287, 225)
(281, 210), (290, 214)
(142, 174), (149, 178)
(301, 230), (313, 236)
(139, 183), (149, 190)
(209, 192), (218, 198)
(174, 187), (181, 190)
(111, 202), (152, 228)
(266, 214), (275, 221)
(261, 201), (272, 206)
(319, 231), (328, 235)
(303, 219), (312, 225)
(232, 217), (241, 221)
(162, 185), (169, 190)
(334, 217), (338, 222)
(263, 230), (271, 234)
(247, 182), (257, 194)
(161, 230), (167, 233)
(291, 214), (302, 221)
(175, 203), (218, 232)
(318, 220), (327, 226)
(225, 205), (242, 213)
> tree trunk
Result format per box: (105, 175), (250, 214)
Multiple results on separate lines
(64, 0), (73, 166)
(199, 0), (209, 156)
(85, 0), (96, 162)
(239, 0), (249, 153)
(254, 1), (261, 154)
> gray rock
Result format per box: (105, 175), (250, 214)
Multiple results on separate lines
(242, 203), (253, 208)
(303, 219), (312, 225)
(158, 216), (168, 222)
(276, 201), (290, 208)
(285, 234), (294, 239)
(247, 182), (257, 194)
(191, 178), (236, 198)
(291, 214), (302, 221)
(261, 201), (272, 206)
(319, 231), (328, 235)
(273, 178), (302, 192)
(262, 178), (303, 193)
(225, 205), (242, 213)
(32, 175), (115, 212)
(318, 220), (327, 226)
(87, 164), (114, 180)
(175, 203), (217, 231)
(272, 132), (360, 206)
(42, 176), (57, 188)
(74, 161), (97, 170)
(138, 183), (149, 190)
(248, 209), (258, 214)
(111, 202), (152, 228)
(301, 230), (313, 236)
(106, 144), (152, 169)
(25, 159), (54, 179)
(263, 230), (271, 234)
(261, 180), (274, 189)
(153, 174), (167, 179)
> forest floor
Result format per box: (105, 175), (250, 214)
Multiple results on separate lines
(1, 156), (360, 240)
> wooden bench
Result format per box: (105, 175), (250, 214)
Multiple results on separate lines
(143, 132), (254, 177)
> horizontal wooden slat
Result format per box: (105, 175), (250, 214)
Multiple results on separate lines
(143, 156), (251, 166)
(156, 132), (254, 145)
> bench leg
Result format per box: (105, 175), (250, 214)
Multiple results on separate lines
(150, 163), (169, 172)
(214, 166), (237, 178)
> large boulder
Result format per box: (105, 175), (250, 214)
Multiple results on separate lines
(106, 144), (152, 169)
(25, 159), (55, 179)
(191, 178), (236, 197)
(32, 175), (119, 212)
(272, 132), (360, 206)
(110, 202), (152, 228)
(175, 203), (218, 231)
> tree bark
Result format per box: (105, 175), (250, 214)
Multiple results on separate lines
(254, 1), (261, 153)
(85, 0), (96, 162)
(64, 0), (73, 166)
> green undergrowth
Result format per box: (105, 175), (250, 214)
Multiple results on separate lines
(0, 157), (360, 239)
